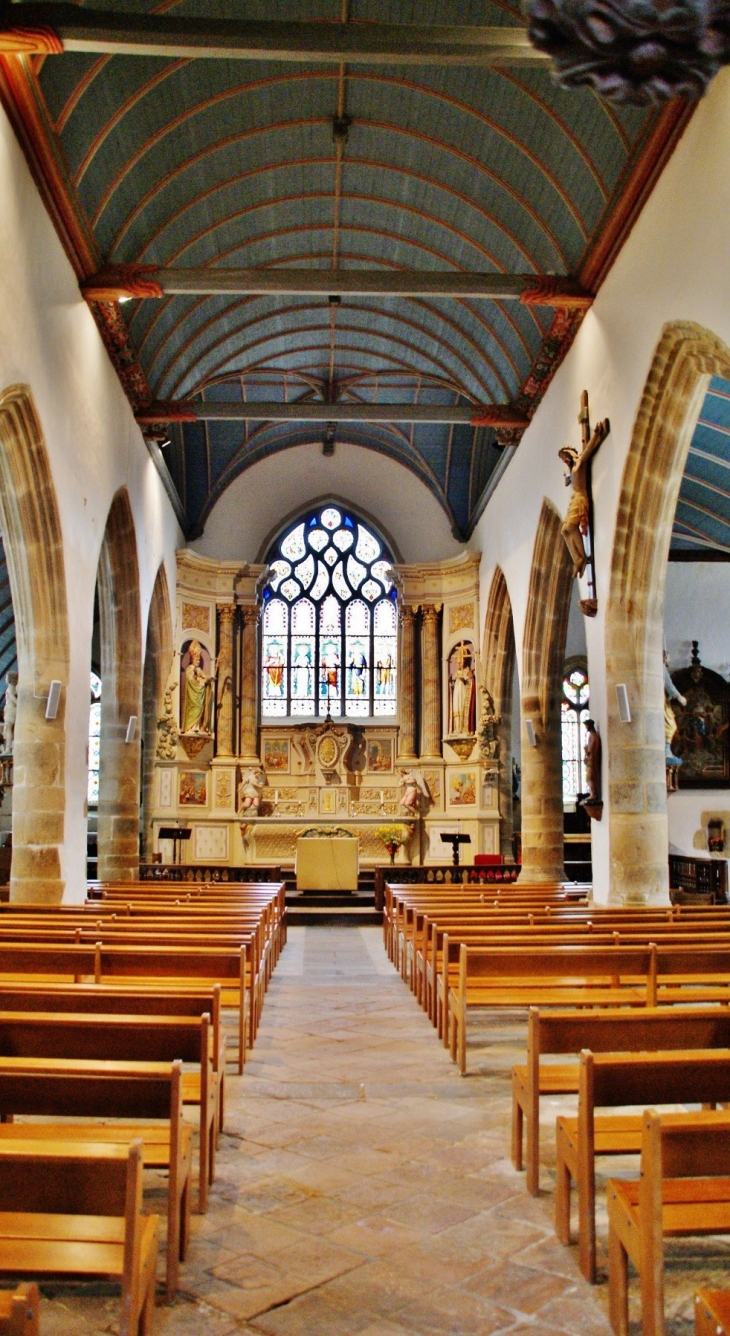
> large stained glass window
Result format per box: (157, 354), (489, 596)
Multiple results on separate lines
(88, 671), (102, 806)
(561, 662), (590, 805)
(261, 506), (398, 718)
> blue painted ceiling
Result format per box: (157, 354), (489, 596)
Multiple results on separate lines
(27, 0), (666, 538)
(672, 376), (730, 556)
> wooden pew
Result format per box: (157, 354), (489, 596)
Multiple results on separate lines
(512, 1006), (730, 1198)
(0, 1057), (187, 1302)
(0, 1139), (158, 1336)
(0, 1285), (38, 1336)
(696, 1290), (730, 1335)
(0, 1012), (215, 1215)
(559, 1049), (730, 1285)
(607, 1109), (730, 1336)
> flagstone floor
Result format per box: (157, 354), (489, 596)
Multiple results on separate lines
(37, 926), (728, 1334)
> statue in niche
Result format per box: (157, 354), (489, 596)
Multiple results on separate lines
(180, 639), (215, 734)
(1, 672), (17, 755)
(559, 392), (610, 581)
(583, 719), (602, 803)
(448, 641), (477, 735)
(238, 767), (265, 816)
(477, 685), (501, 763)
(156, 679), (179, 760)
(399, 768), (430, 816)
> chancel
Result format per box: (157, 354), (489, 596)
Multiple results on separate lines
(0, 1), (730, 1330)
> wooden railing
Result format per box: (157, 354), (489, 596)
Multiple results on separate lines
(373, 863), (520, 911)
(137, 863), (282, 884)
(669, 854), (728, 903)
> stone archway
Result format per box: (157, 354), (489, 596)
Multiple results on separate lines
(0, 385), (69, 903)
(482, 567), (517, 859)
(521, 500), (574, 882)
(141, 563), (173, 861)
(606, 321), (730, 903)
(96, 489), (143, 882)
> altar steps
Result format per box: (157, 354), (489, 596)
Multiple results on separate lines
(285, 886), (381, 926)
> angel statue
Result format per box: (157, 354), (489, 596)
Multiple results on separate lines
(237, 767), (266, 816)
(399, 768), (431, 816)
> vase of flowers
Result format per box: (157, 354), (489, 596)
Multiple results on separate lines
(376, 824), (409, 865)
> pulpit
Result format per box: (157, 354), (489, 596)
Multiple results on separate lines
(296, 832), (359, 891)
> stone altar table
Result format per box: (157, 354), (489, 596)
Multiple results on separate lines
(296, 834), (359, 891)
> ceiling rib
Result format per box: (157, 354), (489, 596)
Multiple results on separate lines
(81, 266), (593, 306)
(0, 8), (549, 66)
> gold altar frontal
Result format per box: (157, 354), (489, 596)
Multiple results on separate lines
(296, 835), (359, 891)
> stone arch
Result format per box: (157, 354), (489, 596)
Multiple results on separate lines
(96, 488), (143, 882)
(521, 500), (574, 882)
(605, 320), (730, 903)
(481, 566), (517, 859)
(141, 563), (173, 860)
(0, 386), (69, 903)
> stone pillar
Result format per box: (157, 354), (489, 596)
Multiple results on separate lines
(215, 603), (236, 758)
(239, 605), (260, 765)
(419, 604), (442, 760)
(11, 677), (66, 903)
(97, 703), (142, 883)
(396, 604), (417, 763)
(497, 710), (514, 861)
(519, 692), (565, 883)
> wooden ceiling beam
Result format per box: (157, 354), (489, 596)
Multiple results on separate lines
(81, 265), (592, 308)
(0, 7), (548, 65)
(135, 400), (529, 429)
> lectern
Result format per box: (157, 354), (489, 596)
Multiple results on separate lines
(440, 832), (471, 867)
(159, 826), (191, 865)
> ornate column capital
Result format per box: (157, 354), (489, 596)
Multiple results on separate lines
(218, 602), (236, 626)
(241, 604), (260, 628)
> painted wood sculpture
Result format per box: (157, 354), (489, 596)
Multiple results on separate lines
(559, 390), (610, 616)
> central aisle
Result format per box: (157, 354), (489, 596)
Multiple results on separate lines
(178, 926), (612, 1336)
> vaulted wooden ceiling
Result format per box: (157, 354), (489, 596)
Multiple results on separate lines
(0, 2), (692, 539)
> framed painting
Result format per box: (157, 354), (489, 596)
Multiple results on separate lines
(179, 771), (207, 806)
(263, 738), (290, 773)
(449, 771), (477, 806)
(367, 737), (393, 773)
(672, 648), (730, 788)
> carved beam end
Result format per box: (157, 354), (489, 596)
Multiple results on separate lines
(81, 265), (164, 302)
(0, 23), (63, 56)
(136, 400), (197, 426)
(469, 406), (529, 431)
(519, 278), (593, 309)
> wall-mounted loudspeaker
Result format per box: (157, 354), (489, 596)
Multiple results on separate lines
(615, 684), (632, 724)
(125, 715), (138, 744)
(45, 680), (62, 720)
(525, 719), (537, 747)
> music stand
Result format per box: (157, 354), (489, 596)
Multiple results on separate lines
(440, 832), (471, 867)
(159, 826), (191, 866)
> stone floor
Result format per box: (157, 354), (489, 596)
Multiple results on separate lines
(34, 926), (730, 1333)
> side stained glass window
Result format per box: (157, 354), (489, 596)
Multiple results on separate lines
(261, 506), (397, 718)
(88, 671), (102, 806)
(561, 663), (590, 805)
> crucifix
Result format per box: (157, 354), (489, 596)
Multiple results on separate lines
(559, 390), (610, 618)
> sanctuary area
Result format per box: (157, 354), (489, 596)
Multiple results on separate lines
(0, 2), (730, 1333)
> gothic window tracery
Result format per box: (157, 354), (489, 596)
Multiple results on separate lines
(88, 671), (102, 806)
(261, 506), (397, 719)
(561, 661), (590, 805)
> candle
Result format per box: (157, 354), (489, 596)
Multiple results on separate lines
(380, 790), (384, 804)
(274, 790), (279, 804)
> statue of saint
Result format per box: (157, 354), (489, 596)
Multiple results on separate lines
(2, 672), (17, 755)
(238, 767), (265, 816)
(181, 640), (215, 734)
(399, 768), (430, 815)
(583, 719), (601, 803)
(449, 642), (476, 735)
(156, 679), (178, 760)
(663, 651), (687, 764)
(559, 397), (610, 579)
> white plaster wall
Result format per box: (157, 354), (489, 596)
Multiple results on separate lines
(0, 102), (182, 900)
(193, 440), (465, 564)
(473, 69), (730, 901)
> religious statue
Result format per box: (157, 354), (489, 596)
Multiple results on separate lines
(2, 672), (17, 755)
(559, 391), (610, 580)
(156, 679), (178, 761)
(477, 685), (501, 763)
(181, 640), (215, 734)
(238, 767), (265, 816)
(448, 641), (477, 735)
(399, 768), (430, 816)
(583, 719), (602, 804)
(664, 651), (687, 766)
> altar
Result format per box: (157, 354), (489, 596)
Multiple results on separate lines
(296, 833), (359, 891)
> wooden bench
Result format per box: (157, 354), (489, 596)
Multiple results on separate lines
(0, 1138), (158, 1336)
(559, 1049), (730, 1285)
(0, 1285), (38, 1336)
(512, 1006), (730, 1199)
(0, 1056), (188, 1301)
(696, 1289), (730, 1335)
(608, 1109), (730, 1336)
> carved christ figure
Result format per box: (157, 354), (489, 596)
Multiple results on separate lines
(559, 394), (610, 579)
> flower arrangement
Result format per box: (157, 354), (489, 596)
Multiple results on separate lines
(376, 824), (410, 864)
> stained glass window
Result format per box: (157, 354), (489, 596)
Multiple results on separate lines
(88, 671), (101, 806)
(261, 506), (397, 718)
(561, 663), (590, 805)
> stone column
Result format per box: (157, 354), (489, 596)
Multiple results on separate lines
(215, 603), (236, 758)
(396, 604), (417, 763)
(419, 604), (442, 760)
(239, 605), (260, 765)
(497, 710), (514, 861)
(519, 691), (565, 883)
(11, 676), (67, 903)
